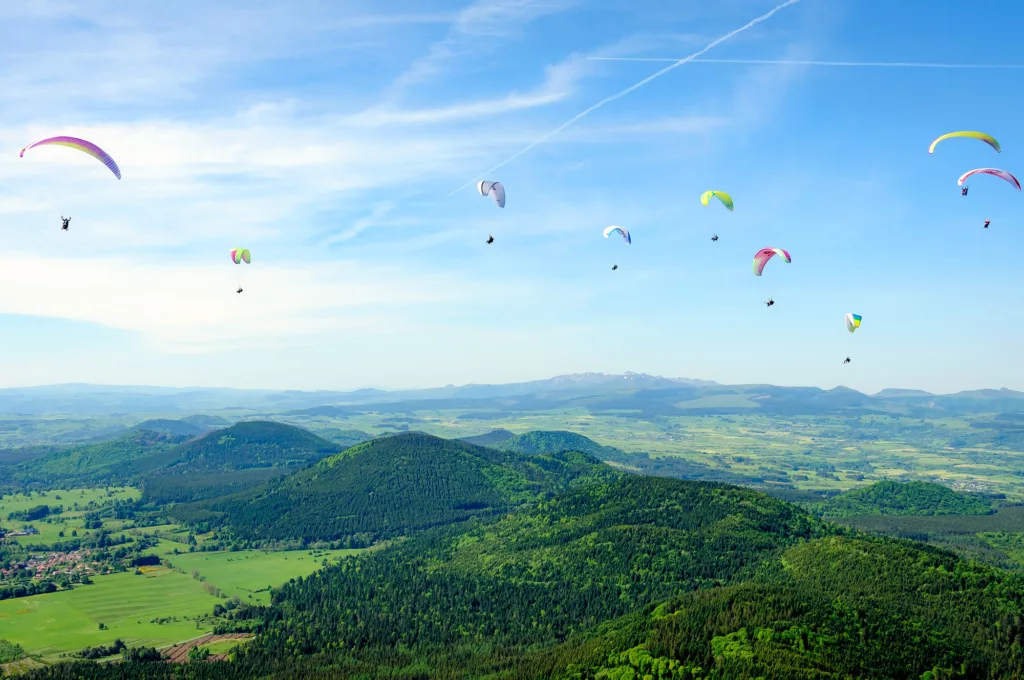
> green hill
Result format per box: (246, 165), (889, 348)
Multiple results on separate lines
(140, 421), (342, 504)
(308, 427), (372, 449)
(172, 432), (616, 545)
(131, 418), (208, 437)
(459, 428), (515, 446)
(18, 475), (1024, 679)
(821, 480), (994, 518)
(200, 477), (1024, 679)
(11, 429), (191, 486)
(493, 429), (621, 457)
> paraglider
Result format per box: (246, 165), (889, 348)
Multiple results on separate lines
(958, 168), (1021, 192)
(60, 216), (70, 231)
(603, 226), (631, 244)
(753, 247), (791, 276)
(765, 298), (775, 308)
(231, 248), (250, 294)
(486, 235), (494, 244)
(700, 190), (734, 211)
(612, 264), (618, 271)
(845, 313), (862, 334)
(711, 234), (719, 242)
(844, 357), (851, 365)
(20, 136), (121, 179)
(928, 131), (1000, 155)
(984, 220), (991, 229)
(477, 181), (505, 208)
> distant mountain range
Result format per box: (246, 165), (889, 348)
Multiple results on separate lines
(1, 374), (1023, 418)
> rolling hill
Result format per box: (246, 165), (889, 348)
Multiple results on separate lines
(139, 421), (342, 504)
(820, 480), (995, 518)
(170, 432), (617, 545)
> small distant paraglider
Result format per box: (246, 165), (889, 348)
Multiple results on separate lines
(61, 216), (71, 231)
(700, 190), (734, 211)
(612, 264), (618, 271)
(486, 235), (494, 244)
(845, 313), (862, 334)
(753, 247), (791, 276)
(928, 131), (1001, 154)
(20, 136), (121, 179)
(711, 234), (719, 242)
(844, 357), (851, 365)
(765, 298), (775, 308)
(477, 181), (505, 208)
(231, 248), (251, 294)
(958, 168), (1021, 192)
(984, 220), (991, 229)
(603, 226), (631, 244)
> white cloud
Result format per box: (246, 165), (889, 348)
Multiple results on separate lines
(0, 252), (472, 349)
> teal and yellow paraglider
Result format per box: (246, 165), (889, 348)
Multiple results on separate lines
(700, 190), (733, 211)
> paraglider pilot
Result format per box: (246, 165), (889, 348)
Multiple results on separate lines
(711, 234), (719, 242)
(237, 288), (243, 294)
(961, 186), (969, 196)
(612, 264), (618, 271)
(486, 235), (494, 244)
(844, 357), (851, 364)
(765, 298), (774, 308)
(61, 216), (70, 231)
(984, 220), (990, 229)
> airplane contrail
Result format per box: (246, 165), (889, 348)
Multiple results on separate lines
(586, 57), (1024, 69)
(445, 0), (802, 198)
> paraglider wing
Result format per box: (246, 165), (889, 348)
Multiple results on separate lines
(957, 168), (1021, 191)
(928, 131), (1000, 154)
(845, 313), (862, 333)
(231, 248), (251, 264)
(477, 180), (505, 208)
(700, 190), (734, 211)
(752, 247), (791, 276)
(20, 136), (121, 179)
(603, 225), (631, 244)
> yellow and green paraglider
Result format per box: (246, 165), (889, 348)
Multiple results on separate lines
(231, 248), (250, 294)
(928, 131), (1000, 154)
(700, 190), (734, 211)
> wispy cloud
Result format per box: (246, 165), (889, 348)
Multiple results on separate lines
(446, 0), (803, 197)
(390, 0), (581, 92)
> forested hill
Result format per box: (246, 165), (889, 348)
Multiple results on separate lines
(140, 421), (342, 504)
(492, 429), (623, 459)
(20, 475), (1024, 679)
(8, 429), (191, 486)
(170, 432), (617, 545)
(821, 480), (995, 517)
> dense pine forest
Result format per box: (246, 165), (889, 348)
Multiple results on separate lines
(20, 469), (1024, 679)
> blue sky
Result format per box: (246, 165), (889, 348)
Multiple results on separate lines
(0, 0), (1021, 394)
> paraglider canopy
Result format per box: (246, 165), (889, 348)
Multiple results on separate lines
(957, 168), (1021, 191)
(603, 225), (631, 244)
(477, 181), (505, 208)
(752, 247), (791, 276)
(928, 131), (1000, 154)
(231, 248), (251, 264)
(20, 136), (121, 179)
(700, 190), (734, 211)
(845, 313), (862, 333)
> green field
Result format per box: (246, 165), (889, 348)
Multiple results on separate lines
(156, 548), (373, 605)
(0, 546), (372, 660)
(0, 567), (212, 661)
(1, 487), (140, 546)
